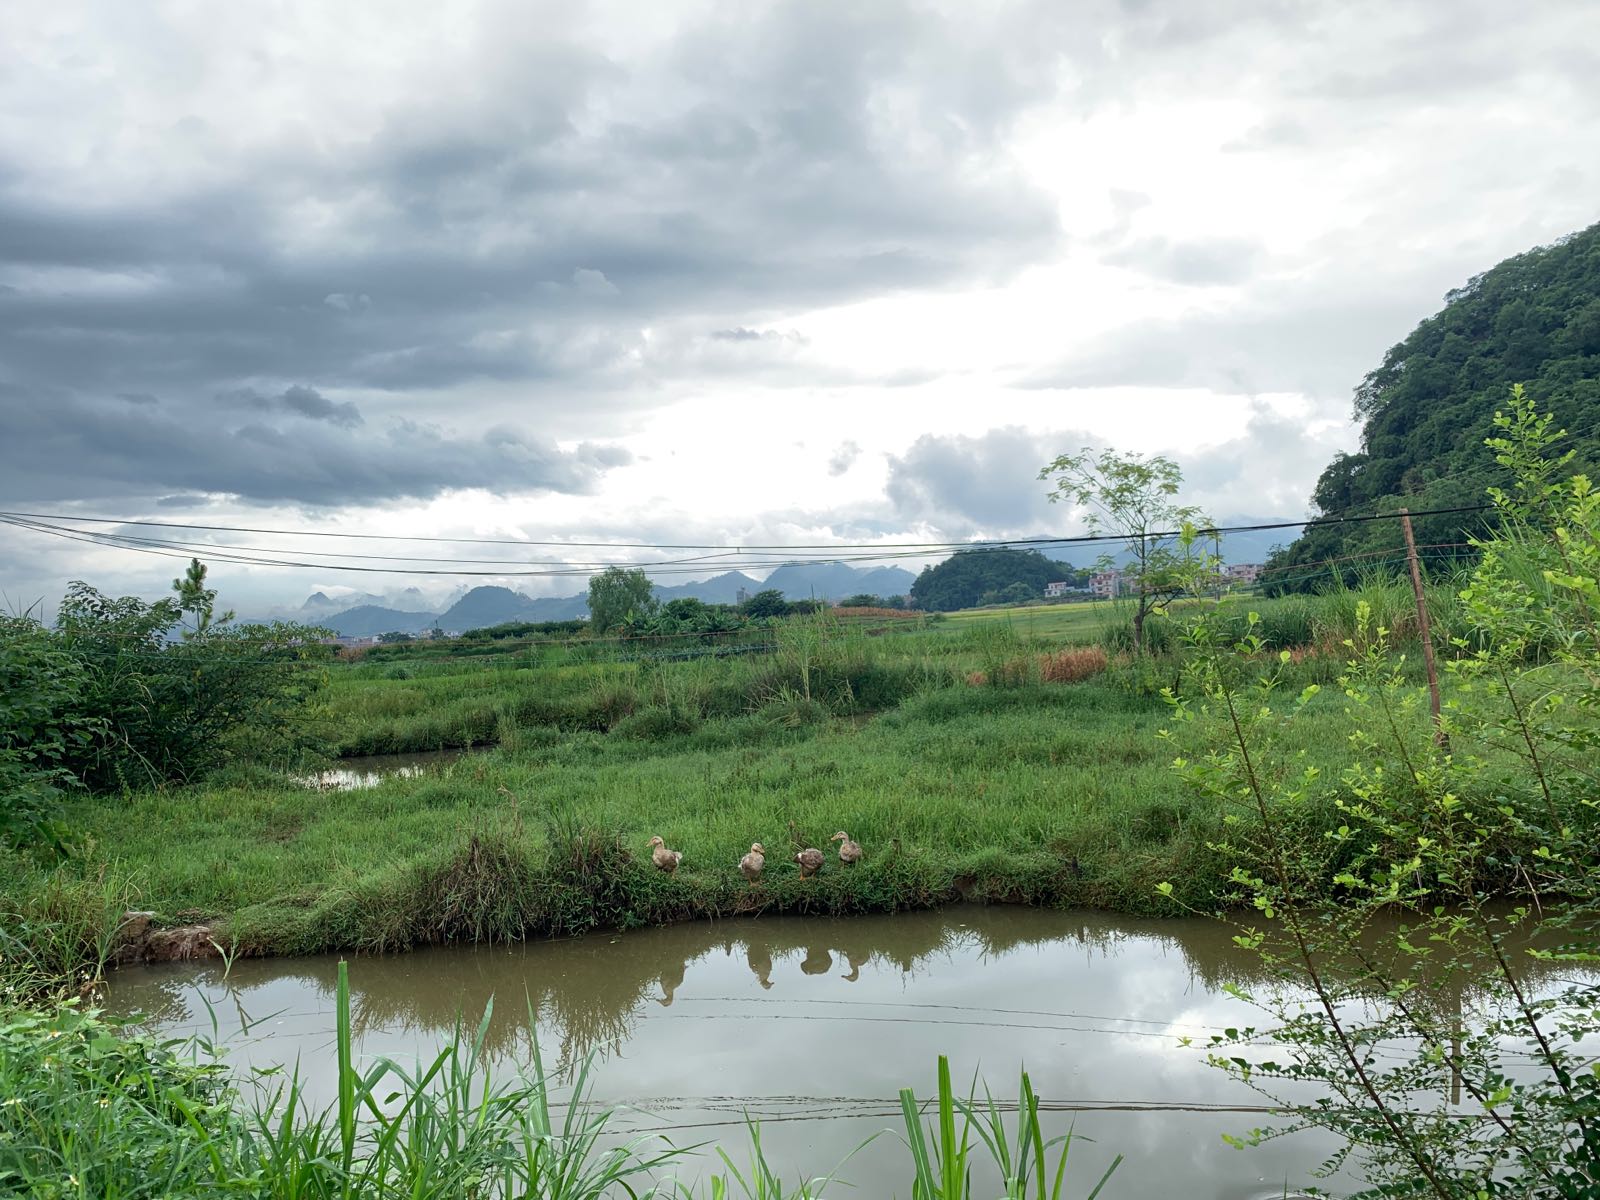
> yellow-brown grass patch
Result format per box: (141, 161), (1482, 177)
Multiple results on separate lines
(1039, 646), (1109, 683)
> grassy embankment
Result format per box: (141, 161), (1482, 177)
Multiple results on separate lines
(0, 579), (1480, 964)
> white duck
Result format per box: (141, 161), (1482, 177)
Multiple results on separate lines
(739, 842), (766, 883)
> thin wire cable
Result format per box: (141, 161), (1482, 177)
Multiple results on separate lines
(0, 501), (1498, 556)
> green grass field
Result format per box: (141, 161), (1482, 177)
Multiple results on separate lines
(79, 687), (1194, 951)
(939, 597), (1123, 639)
(55, 668), (1387, 956)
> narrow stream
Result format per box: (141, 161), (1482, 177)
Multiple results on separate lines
(104, 908), (1359, 1198)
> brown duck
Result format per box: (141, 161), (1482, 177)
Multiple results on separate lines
(648, 836), (683, 874)
(831, 831), (863, 865)
(795, 847), (825, 878)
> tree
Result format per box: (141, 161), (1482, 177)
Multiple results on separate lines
(377, 631), (414, 644)
(740, 589), (790, 620)
(1039, 448), (1209, 653)
(840, 593), (885, 608)
(660, 597), (710, 624)
(171, 557), (234, 639)
(586, 566), (657, 634)
(999, 581), (1036, 606)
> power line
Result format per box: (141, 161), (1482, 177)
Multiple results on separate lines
(0, 504), (1498, 579)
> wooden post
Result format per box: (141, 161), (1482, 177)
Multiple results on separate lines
(1400, 509), (1448, 749)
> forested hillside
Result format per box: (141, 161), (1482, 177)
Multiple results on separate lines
(1267, 221), (1600, 592)
(909, 547), (1088, 611)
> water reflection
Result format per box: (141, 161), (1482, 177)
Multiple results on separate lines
(101, 908), (1583, 1200)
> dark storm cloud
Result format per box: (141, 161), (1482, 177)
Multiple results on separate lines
(4, 0), (1598, 545)
(0, 385), (629, 506)
(236, 385), (365, 429)
(0, 1), (1075, 511)
(885, 427), (1080, 533)
(0, 2), (1063, 403)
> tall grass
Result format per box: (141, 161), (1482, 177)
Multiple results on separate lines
(3, 964), (1122, 1198)
(899, 1056), (1122, 1200)
(0, 858), (135, 1002)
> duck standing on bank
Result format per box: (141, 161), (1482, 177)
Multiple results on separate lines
(648, 836), (683, 874)
(739, 842), (766, 883)
(831, 831), (863, 865)
(795, 847), (825, 878)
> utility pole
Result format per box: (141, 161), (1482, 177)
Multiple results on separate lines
(1400, 509), (1448, 749)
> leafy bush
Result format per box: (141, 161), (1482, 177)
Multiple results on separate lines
(0, 1003), (240, 1197)
(1, 572), (336, 850)
(47, 581), (336, 788)
(0, 616), (98, 852)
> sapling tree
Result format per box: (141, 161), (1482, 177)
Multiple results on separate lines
(1038, 448), (1212, 654)
(1159, 388), (1600, 1197)
(171, 557), (234, 639)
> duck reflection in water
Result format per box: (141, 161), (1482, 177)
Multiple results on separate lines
(655, 958), (686, 1006)
(800, 945), (833, 976)
(745, 942), (774, 989)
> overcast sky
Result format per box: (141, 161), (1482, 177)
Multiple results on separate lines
(3, 0), (1598, 612)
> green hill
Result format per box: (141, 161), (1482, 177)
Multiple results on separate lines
(910, 547), (1089, 611)
(1268, 221), (1600, 592)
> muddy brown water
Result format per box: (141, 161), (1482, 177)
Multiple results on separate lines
(103, 909), (1393, 1197)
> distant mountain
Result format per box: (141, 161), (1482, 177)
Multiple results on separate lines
(522, 594), (591, 622)
(321, 605), (440, 637)
(302, 590), (385, 611)
(654, 570), (761, 605)
(1213, 519), (1302, 567)
(758, 562), (916, 601)
(435, 585), (540, 630)
(316, 562), (926, 636)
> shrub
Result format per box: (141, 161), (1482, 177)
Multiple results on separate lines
(611, 704), (700, 740)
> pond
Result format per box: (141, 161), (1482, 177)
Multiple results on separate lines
(301, 748), (472, 790)
(104, 908), (1360, 1198)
